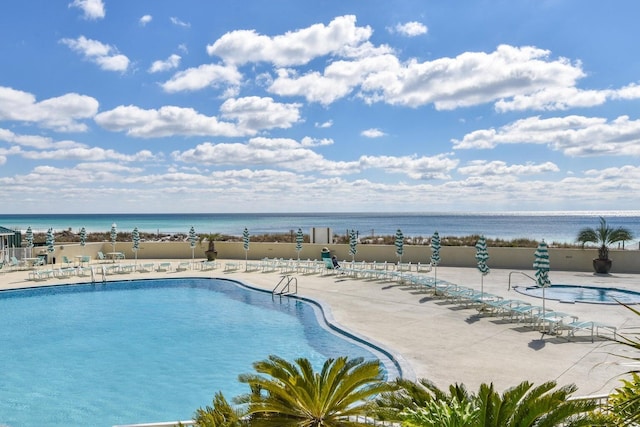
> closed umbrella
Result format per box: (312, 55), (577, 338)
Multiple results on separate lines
(25, 226), (34, 257)
(349, 229), (358, 264)
(110, 223), (117, 253)
(395, 229), (404, 264)
(132, 227), (140, 268)
(189, 226), (197, 265)
(430, 231), (440, 284)
(46, 228), (55, 265)
(79, 227), (86, 254)
(475, 236), (490, 301)
(295, 228), (304, 260)
(533, 240), (552, 331)
(242, 227), (250, 269)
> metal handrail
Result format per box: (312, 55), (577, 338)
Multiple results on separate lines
(508, 270), (536, 290)
(272, 275), (297, 295)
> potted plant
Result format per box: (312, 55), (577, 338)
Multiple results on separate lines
(200, 233), (219, 261)
(576, 216), (634, 274)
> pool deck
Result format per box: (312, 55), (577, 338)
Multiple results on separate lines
(2, 259), (640, 397)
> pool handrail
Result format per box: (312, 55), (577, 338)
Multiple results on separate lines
(508, 270), (536, 291)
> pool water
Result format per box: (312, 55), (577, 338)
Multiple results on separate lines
(0, 278), (397, 427)
(515, 284), (640, 304)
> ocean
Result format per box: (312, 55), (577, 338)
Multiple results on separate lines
(1, 211), (639, 245)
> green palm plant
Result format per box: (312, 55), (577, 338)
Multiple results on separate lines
(193, 391), (247, 427)
(576, 216), (634, 273)
(373, 378), (598, 427)
(236, 355), (392, 427)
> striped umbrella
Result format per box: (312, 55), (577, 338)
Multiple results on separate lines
(430, 231), (440, 284)
(132, 227), (140, 267)
(189, 226), (197, 264)
(295, 228), (304, 260)
(349, 229), (358, 263)
(475, 236), (490, 299)
(79, 227), (86, 249)
(110, 223), (117, 252)
(46, 228), (55, 265)
(533, 240), (552, 325)
(242, 227), (250, 268)
(394, 229), (404, 264)
(25, 226), (34, 256)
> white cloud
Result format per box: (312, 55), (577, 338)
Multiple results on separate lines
(393, 21), (428, 37)
(452, 114), (640, 157)
(60, 36), (130, 72)
(457, 160), (559, 176)
(315, 120), (333, 128)
(359, 154), (458, 180)
(149, 54), (181, 73)
(69, 0), (105, 20)
(361, 128), (386, 138)
(170, 17), (190, 28)
(300, 137), (333, 147)
(94, 105), (248, 138)
(206, 15), (372, 66)
(139, 15), (152, 26)
(161, 63), (242, 93)
(0, 86), (98, 132)
(219, 97), (302, 132)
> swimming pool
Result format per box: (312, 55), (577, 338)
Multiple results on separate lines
(514, 284), (640, 304)
(0, 278), (400, 427)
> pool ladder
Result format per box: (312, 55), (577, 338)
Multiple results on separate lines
(508, 271), (536, 290)
(90, 266), (106, 284)
(273, 275), (297, 296)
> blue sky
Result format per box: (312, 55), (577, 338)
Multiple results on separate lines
(1, 0), (640, 213)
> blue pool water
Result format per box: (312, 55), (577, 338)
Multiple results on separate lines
(0, 278), (399, 427)
(515, 284), (640, 304)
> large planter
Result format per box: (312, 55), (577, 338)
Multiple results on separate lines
(592, 258), (612, 274)
(205, 250), (218, 261)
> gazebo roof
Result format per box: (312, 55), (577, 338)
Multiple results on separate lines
(0, 226), (17, 236)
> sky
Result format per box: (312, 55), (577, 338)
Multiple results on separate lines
(1, 0), (640, 214)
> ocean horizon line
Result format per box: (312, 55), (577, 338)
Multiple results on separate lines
(2, 209), (640, 216)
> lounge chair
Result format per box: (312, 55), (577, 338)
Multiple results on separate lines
(416, 262), (432, 273)
(176, 262), (191, 272)
(9, 256), (23, 270)
(561, 320), (617, 342)
(62, 256), (73, 267)
(138, 263), (154, 273)
(156, 262), (172, 272)
(200, 261), (219, 271)
(97, 252), (108, 263)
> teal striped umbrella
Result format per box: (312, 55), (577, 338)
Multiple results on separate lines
(533, 240), (552, 321)
(79, 227), (86, 250)
(349, 229), (358, 263)
(110, 223), (117, 252)
(25, 226), (34, 256)
(295, 228), (304, 260)
(430, 231), (440, 284)
(189, 226), (197, 264)
(242, 227), (250, 267)
(132, 227), (140, 267)
(394, 229), (404, 264)
(46, 228), (55, 265)
(475, 236), (490, 299)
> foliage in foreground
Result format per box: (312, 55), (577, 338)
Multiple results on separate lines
(235, 355), (391, 426)
(372, 378), (599, 427)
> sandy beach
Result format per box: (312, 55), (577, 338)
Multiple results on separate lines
(1, 259), (639, 399)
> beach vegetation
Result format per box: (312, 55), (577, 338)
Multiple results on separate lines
(576, 216), (634, 273)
